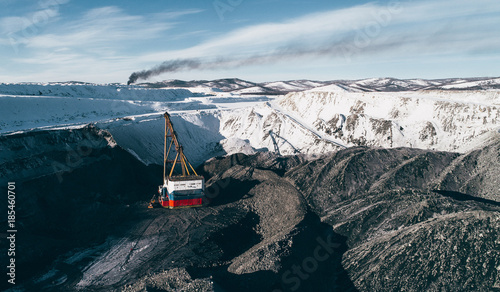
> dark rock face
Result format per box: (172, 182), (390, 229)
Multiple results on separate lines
(434, 140), (500, 202)
(0, 126), (161, 290)
(286, 144), (500, 291)
(2, 127), (499, 291)
(203, 144), (500, 292)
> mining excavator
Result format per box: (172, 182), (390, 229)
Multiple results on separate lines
(149, 112), (205, 209)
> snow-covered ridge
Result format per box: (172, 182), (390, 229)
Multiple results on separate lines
(440, 77), (500, 89)
(278, 90), (499, 152)
(140, 77), (500, 94)
(0, 82), (195, 101)
(1, 82), (498, 167)
(98, 104), (342, 166)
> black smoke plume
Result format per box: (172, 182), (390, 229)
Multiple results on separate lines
(127, 55), (270, 84)
(126, 36), (407, 85)
(127, 59), (202, 85)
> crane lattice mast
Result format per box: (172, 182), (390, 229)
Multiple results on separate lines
(163, 112), (198, 182)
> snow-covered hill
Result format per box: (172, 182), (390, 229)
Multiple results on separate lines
(0, 82), (195, 100)
(97, 104), (342, 166)
(1, 81), (498, 167)
(0, 83), (203, 134)
(140, 77), (500, 94)
(277, 90), (500, 152)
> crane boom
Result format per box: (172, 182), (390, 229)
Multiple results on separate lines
(163, 112), (198, 181)
(151, 112), (205, 209)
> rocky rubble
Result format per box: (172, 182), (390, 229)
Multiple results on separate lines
(2, 127), (499, 292)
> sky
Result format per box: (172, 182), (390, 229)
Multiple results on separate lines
(0, 0), (499, 83)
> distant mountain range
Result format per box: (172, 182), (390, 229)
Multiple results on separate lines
(139, 77), (500, 94)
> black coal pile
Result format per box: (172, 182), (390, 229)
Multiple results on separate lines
(1, 127), (499, 292)
(0, 126), (161, 291)
(286, 146), (500, 291)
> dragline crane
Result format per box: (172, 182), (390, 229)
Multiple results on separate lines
(150, 112), (205, 209)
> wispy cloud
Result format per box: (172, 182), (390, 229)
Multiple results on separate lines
(25, 6), (201, 50)
(2, 0), (498, 83)
(0, 8), (58, 34)
(140, 3), (379, 61)
(131, 0), (500, 82)
(2, 5), (203, 82)
(0, 0), (69, 42)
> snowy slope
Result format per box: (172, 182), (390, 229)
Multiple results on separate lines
(99, 104), (341, 166)
(231, 86), (273, 95)
(278, 90), (500, 151)
(1, 82), (498, 167)
(0, 92), (209, 134)
(336, 77), (500, 92)
(146, 78), (259, 92)
(440, 78), (500, 90)
(306, 84), (356, 93)
(262, 80), (329, 92)
(0, 82), (195, 101)
(141, 77), (500, 93)
(145, 79), (330, 94)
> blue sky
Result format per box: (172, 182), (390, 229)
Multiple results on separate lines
(0, 0), (499, 83)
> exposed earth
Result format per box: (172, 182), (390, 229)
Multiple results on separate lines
(1, 125), (499, 291)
